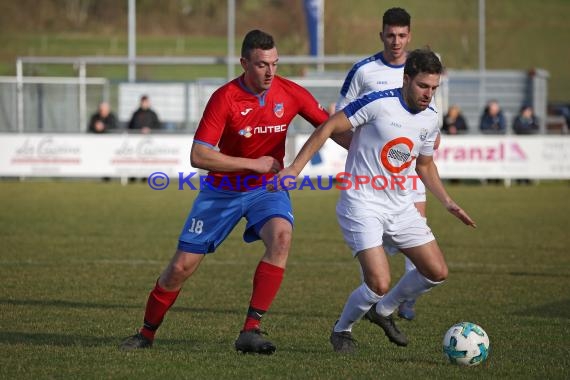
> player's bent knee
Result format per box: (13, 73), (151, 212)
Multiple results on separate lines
(426, 263), (448, 282)
(170, 262), (187, 276)
(159, 270), (185, 290)
(270, 229), (292, 253)
(164, 260), (195, 284)
(372, 283), (390, 296)
(367, 277), (391, 296)
(439, 262), (449, 281)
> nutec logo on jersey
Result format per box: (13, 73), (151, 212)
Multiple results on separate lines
(240, 108), (253, 116)
(273, 102), (284, 118)
(238, 124), (287, 138)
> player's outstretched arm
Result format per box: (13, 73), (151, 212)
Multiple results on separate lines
(275, 111), (352, 189)
(415, 154), (477, 228)
(444, 199), (477, 228)
(191, 143), (280, 174)
(326, 103), (353, 150)
(330, 129), (353, 150)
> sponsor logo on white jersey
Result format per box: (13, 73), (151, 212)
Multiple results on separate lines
(380, 137), (417, 174)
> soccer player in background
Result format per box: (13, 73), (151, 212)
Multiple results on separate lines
(119, 29), (334, 354)
(276, 49), (476, 353)
(335, 7), (441, 321)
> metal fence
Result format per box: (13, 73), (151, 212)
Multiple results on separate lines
(0, 67), (553, 135)
(0, 76), (107, 133)
(445, 69), (550, 134)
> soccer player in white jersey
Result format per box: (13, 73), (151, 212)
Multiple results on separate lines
(276, 49), (476, 353)
(336, 7), (440, 321)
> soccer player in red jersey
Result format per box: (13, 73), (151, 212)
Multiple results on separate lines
(119, 29), (332, 354)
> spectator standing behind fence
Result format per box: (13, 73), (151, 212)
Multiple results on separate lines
(128, 95), (161, 134)
(442, 104), (468, 135)
(88, 102), (117, 133)
(513, 104), (539, 134)
(479, 100), (506, 134)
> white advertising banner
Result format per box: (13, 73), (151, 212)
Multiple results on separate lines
(0, 134), (195, 177)
(293, 135), (570, 179)
(288, 137), (348, 178)
(0, 134), (569, 179)
(434, 136), (570, 179)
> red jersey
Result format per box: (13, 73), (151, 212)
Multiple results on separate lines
(193, 74), (329, 190)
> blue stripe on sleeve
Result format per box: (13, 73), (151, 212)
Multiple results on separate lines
(193, 139), (215, 149)
(339, 52), (383, 97)
(343, 88), (399, 118)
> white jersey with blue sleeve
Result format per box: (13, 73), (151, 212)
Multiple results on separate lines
(336, 52), (438, 202)
(338, 88), (439, 214)
(336, 52), (405, 112)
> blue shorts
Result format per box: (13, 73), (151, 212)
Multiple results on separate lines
(177, 187), (293, 254)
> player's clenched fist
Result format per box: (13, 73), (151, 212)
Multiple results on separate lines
(270, 167), (299, 191)
(251, 156), (281, 174)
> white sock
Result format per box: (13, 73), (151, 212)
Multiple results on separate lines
(334, 283), (382, 332)
(376, 269), (442, 316)
(404, 257), (416, 272)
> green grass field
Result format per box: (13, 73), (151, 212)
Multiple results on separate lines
(0, 181), (569, 379)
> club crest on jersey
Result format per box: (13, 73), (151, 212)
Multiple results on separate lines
(419, 128), (428, 141)
(273, 103), (284, 118)
(238, 126), (253, 138)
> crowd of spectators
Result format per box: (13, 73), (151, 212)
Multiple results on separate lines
(89, 95), (566, 136)
(440, 100), (550, 135)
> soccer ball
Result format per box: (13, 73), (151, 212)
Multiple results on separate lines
(442, 322), (490, 366)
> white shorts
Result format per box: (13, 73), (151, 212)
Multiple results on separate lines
(412, 179), (426, 203)
(336, 204), (435, 256)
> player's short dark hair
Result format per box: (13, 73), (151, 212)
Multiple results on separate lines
(241, 29), (275, 59)
(382, 7), (411, 29)
(404, 49), (443, 78)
